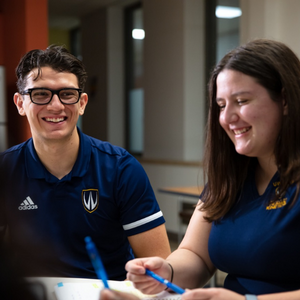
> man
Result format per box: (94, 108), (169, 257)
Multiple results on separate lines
(0, 45), (170, 280)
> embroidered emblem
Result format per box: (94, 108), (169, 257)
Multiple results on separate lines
(266, 199), (287, 210)
(82, 189), (99, 213)
(266, 181), (287, 210)
(273, 181), (280, 187)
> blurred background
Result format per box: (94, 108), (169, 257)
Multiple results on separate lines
(1, 0), (300, 257)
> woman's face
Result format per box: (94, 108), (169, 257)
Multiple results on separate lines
(216, 69), (287, 161)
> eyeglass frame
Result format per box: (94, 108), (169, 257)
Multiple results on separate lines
(21, 87), (83, 105)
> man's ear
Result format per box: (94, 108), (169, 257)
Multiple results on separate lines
(13, 93), (26, 116)
(79, 93), (88, 116)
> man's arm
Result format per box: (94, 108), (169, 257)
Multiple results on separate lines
(128, 224), (171, 259)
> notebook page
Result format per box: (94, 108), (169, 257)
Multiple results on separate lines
(54, 280), (181, 300)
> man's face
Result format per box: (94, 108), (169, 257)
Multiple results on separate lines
(14, 66), (88, 144)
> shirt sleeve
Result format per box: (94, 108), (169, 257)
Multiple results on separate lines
(115, 153), (165, 236)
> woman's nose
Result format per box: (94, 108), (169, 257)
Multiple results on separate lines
(220, 104), (239, 125)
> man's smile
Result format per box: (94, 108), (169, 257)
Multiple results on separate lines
(44, 117), (66, 123)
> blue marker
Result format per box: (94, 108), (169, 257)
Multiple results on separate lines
(85, 236), (110, 289)
(145, 269), (185, 294)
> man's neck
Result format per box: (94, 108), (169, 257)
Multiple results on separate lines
(33, 132), (80, 180)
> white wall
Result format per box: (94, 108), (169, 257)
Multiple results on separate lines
(142, 0), (205, 162)
(107, 5), (125, 147)
(240, 0), (300, 56)
(143, 0), (185, 160)
(184, 0), (205, 161)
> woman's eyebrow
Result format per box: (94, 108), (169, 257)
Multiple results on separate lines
(216, 91), (252, 102)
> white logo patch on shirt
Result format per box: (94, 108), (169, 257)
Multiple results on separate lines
(18, 196), (38, 210)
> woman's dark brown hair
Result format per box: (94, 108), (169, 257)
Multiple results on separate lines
(201, 39), (300, 222)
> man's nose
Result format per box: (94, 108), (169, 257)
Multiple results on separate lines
(47, 93), (64, 108)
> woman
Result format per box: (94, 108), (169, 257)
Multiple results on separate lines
(125, 39), (300, 300)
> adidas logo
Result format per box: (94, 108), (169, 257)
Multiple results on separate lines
(18, 196), (38, 210)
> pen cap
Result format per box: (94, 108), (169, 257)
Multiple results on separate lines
(85, 236), (97, 253)
(85, 236), (92, 244)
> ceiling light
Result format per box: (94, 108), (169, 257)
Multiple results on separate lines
(215, 6), (242, 19)
(132, 29), (145, 40)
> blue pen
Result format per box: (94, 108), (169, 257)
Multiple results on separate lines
(85, 236), (110, 289)
(145, 269), (185, 294)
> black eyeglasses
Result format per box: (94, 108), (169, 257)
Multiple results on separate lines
(21, 88), (82, 105)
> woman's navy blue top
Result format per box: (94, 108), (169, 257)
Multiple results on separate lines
(209, 172), (300, 294)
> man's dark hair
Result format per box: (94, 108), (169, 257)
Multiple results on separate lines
(16, 45), (87, 92)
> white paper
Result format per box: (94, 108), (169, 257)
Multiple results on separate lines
(54, 280), (181, 300)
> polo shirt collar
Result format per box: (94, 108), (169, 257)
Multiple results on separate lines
(25, 127), (91, 182)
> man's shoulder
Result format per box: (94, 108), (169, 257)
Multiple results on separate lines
(84, 133), (130, 158)
(0, 140), (30, 160)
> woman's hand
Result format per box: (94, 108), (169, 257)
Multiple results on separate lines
(182, 287), (244, 300)
(125, 256), (171, 295)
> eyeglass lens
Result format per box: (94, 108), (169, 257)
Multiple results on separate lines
(30, 89), (80, 104)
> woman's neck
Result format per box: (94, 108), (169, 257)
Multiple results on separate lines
(255, 157), (278, 195)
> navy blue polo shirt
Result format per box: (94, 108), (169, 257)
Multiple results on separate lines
(0, 128), (165, 280)
(209, 172), (300, 294)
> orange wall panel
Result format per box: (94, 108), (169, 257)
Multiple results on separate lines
(2, 0), (48, 146)
(25, 0), (48, 49)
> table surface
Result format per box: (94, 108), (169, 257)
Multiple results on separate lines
(158, 186), (203, 198)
